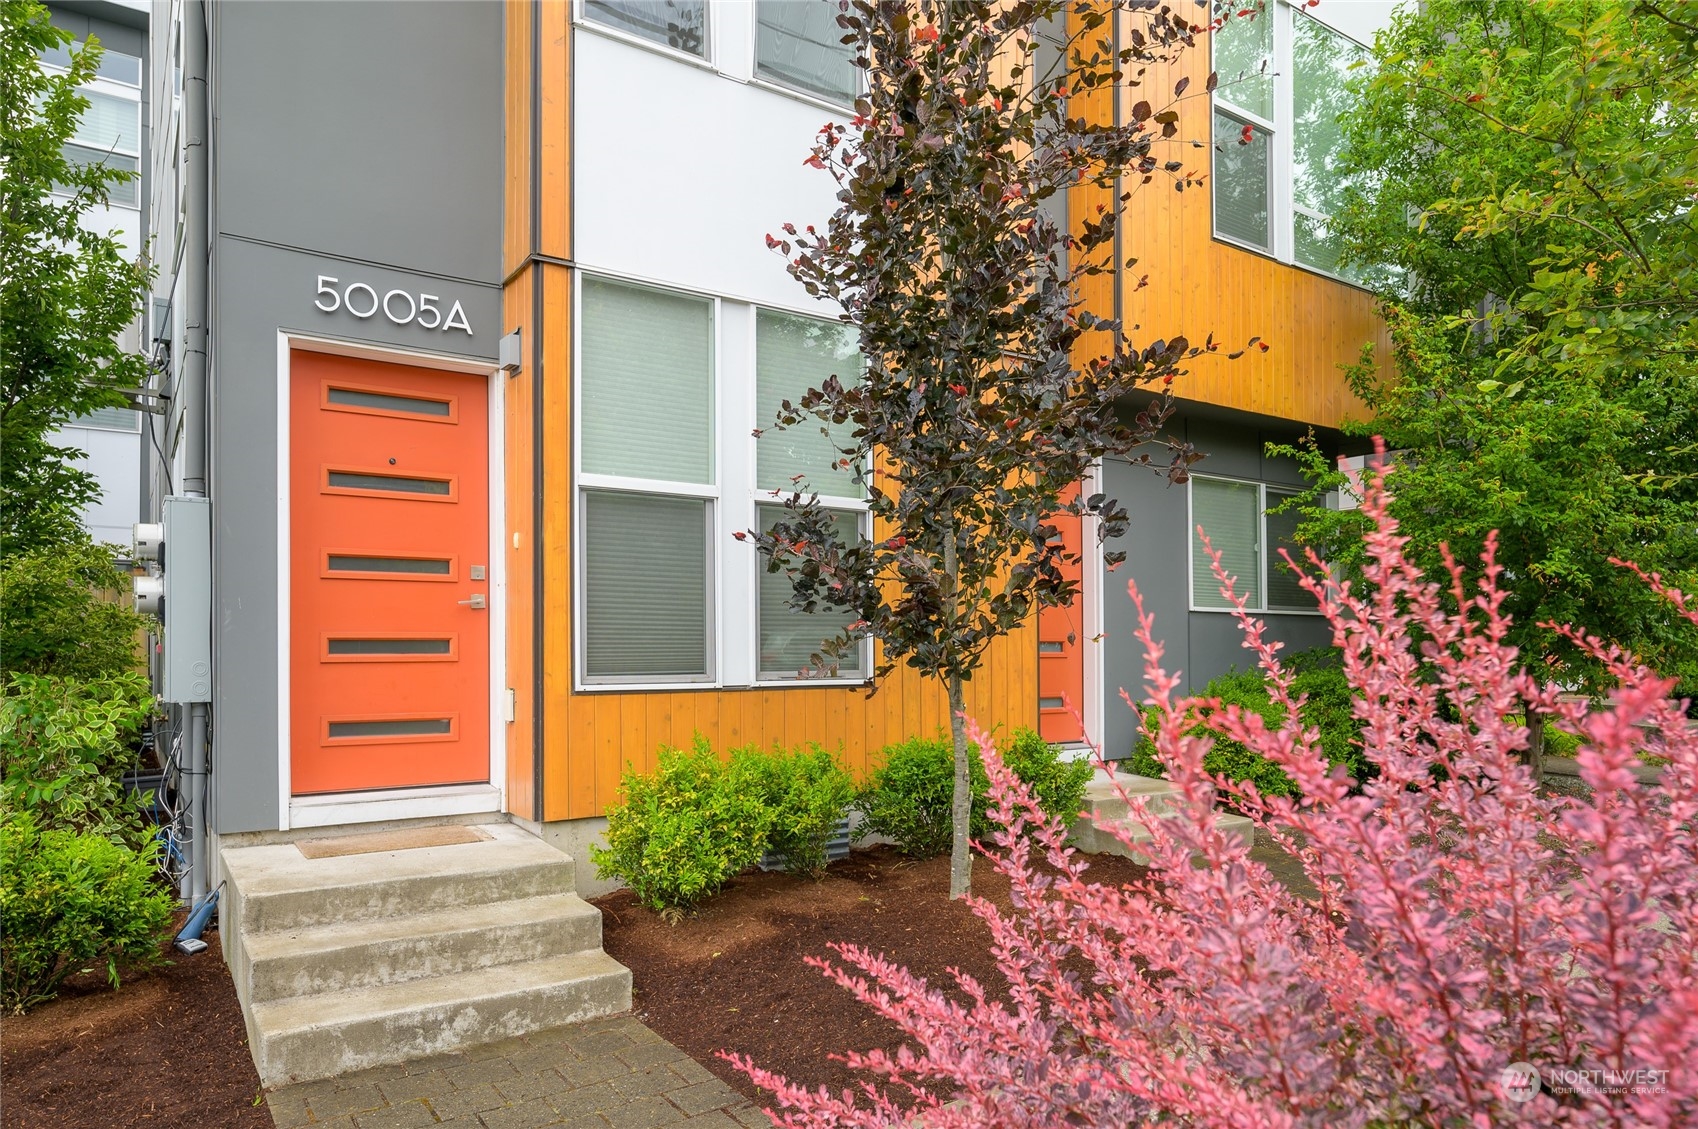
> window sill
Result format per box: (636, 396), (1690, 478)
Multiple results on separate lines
(744, 75), (857, 117)
(1188, 605), (1325, 617)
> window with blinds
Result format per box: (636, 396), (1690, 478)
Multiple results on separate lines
(581, 276), (713, 484)
(582, 491), (712, 679)
(756, 0), (856, 105)
(757, 506), (863, 679)
(582, 0), (707, 58)
(1191, 477), (1320, 613)
(579, 276), (716, 682)
(755, 310), (867, 680)
(1191, 477), (1261, 610)
(755, 309), (860, 496)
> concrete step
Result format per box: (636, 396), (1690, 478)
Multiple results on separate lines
(248, 950), (633, 1088)
(223, 822), (574, 934)
(243, 892), (604, 1004)
(1070, 772), (1255, 863)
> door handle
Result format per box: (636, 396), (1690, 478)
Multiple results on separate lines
(457, 594), (487, 610)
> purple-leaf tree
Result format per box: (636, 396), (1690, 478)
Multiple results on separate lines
(731, 461), (1698, 1126)
(752, 0), (1243, 898)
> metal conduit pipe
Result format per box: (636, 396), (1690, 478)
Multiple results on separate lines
(180, 0), (211, 905)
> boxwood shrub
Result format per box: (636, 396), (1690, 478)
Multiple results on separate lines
(1127, 647), (1365, 797)
(728, 744), (855, 877)
(0, 810), (174, 1013)
(855, 727), (1093, 858)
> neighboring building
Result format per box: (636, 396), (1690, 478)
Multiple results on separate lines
(138, 0), (1395, 1085)
(43, 0), (151, 547)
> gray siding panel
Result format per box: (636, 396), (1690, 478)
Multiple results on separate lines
(213, 1), (502, 285)
(206, 2), (503, 833)
(1101, 414), (1336, 759)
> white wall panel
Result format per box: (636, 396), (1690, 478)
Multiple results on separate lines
(575, 28), (847, 313)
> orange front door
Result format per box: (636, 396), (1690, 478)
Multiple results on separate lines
(290, 351), (491, 794)
(1038, 486), (1086, 744)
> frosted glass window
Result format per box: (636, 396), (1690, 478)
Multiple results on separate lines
(1213, 6), (1272, 121)
(39, 40), (141, 85)
(1294, 13), (1367, 275)
(1191, 478), (1261, 609)
(758, 506), (863, 679)
(756, 310), (861, 496)
(1213, 110), (1270, 249)
(57, 144), (138, 206)
(583, 0), (706, 57)
(581, 277), (713, 484)
(73, 405), (140, 432)
(756, 0), (856, 104)
(1264, 492), (1316, 610)
(583, 491), (711, 679)
(72, 88), (139, 155)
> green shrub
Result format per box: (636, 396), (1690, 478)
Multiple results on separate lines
(590, 739), (773, 913)
(1, 672), (156, 845)
(1002, 727), (1094, 827)
(1128, 648), (1366, 798)
(856, 728), (1093, 858)
(0, 809), (174, 1013)
(0, 536), (151, 679)
(728, 744), (855, 876)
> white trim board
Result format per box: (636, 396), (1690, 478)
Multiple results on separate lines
(275, 331), (507, 832)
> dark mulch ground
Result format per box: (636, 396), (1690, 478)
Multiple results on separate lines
(592, 845), (1148, 1102)
(0, 921), (270, 1129)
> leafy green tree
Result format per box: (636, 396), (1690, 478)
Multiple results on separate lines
(1274, 0), (1698, 769)
(751, 0), (1238, 895)
(1, 0), (153, 554)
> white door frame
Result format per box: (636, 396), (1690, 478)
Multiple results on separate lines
(275, 331), (507, 831)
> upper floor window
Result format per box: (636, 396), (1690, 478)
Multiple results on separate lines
(46, 74), (142, 209)
(582, 0), (707, 59)
(39, 37), (141, 86)
(1189, 475), (1317, 614)
(756, 0), (856, 106)
(1211, 1), (1370, 282)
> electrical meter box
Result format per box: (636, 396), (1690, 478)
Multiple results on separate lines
(160, 496), (212, 703)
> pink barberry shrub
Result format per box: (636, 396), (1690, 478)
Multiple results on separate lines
(729, 465), (1698, 1127)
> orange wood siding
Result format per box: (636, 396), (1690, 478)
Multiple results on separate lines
(1114, 12), (1385, 427)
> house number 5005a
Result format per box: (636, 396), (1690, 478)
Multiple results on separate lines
(314, 275), (473, 335)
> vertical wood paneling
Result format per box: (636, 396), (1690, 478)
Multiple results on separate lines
(1115, 13), (1387, 426)
(501, 269), (536, 821)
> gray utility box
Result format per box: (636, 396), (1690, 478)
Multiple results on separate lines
(161, 496), (212, 703)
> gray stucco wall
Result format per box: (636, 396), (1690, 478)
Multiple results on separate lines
(1101, 408), (1337, 759)
(205, 1), (503, 833)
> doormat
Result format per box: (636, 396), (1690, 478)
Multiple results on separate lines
(295, 824), (492, 859)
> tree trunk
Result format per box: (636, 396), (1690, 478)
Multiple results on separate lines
(941, 526), (972, 899)
(1526, 703), (1546, 786)
(948, 670), (972, 899)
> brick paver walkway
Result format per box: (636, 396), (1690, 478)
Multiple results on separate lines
(264, 1016), (770, 1129)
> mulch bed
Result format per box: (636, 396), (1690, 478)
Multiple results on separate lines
(593, 845), (1148, 1105)
(0, 919), (270, 1129)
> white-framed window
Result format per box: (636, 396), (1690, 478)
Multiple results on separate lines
(44, 76), (142, 209)
(579, 0), (710, 61)
(39, 37), (142, 86)
(576, 275), (718, 684)
(72, 405), (142, 432)
(575, 275), (871, 688)
(1210, 0), (1372, 281)
(1189, 475), (1319, 613)
(754, 0), (857, 107)
(753, 308), (868, 680)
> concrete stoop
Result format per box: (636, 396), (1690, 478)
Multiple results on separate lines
(219, 822), (632, 1089)
(1069, 771), (1254, 862)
